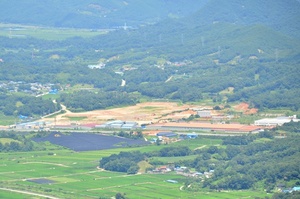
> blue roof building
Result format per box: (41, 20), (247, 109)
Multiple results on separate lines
(293, 187), (300, 192)
(157, 132), (177, 137)
(49, 89), (58, 94)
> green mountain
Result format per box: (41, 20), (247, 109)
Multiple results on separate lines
(187, 0), (300, 39)
(0, 0), (299, 113)
(0, 0), (208, 28)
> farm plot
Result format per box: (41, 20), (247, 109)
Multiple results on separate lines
(0, 141), (269, 199)
(32, 132), (149, 151)
(26, 178), (56, 184)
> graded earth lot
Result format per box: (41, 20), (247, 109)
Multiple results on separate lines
(41, 102), (200, 125)
(40, 101), (258, 127)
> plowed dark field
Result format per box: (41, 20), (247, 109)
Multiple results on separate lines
(33, 132), (149, 151)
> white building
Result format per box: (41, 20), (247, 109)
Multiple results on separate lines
(197, 111), (211, 118)
(254, 115), (299, 126)
(95, 120), (138, 129)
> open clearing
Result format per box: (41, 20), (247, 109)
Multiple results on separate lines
(40, 102), (201, 125)
(39, 101), (260, 127)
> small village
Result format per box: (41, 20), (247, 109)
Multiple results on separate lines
(0, 81), (58, 95)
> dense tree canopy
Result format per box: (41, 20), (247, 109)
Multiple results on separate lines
(0, 131), (34, 152)
(0, 94), (60, 117)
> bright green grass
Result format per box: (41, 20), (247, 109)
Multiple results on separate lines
(0, 140), (270, 199)
(141, 106), (159, 110)
(65, 116), (88, 121)
(0, 138), (20, 144)
(136, 138), (221, 153)
(0, 190), (33, 199)
(232, 114), (263, 125)
(0, 113), (16, 125)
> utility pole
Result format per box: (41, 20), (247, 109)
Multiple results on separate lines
(201, 36), (205, 47)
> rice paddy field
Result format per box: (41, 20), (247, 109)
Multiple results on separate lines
(0, 137), (269, 199)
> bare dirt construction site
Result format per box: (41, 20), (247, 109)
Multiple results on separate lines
(41, 102), (201, 125)
(233, 102), (258, 115)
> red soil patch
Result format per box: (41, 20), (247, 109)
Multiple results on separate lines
(234, 102), (258, 115)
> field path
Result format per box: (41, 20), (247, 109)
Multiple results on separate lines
(165, 76), (173, 83)
(0, 187), (60, 199)
(21, 162), (69, 167)
(121, 79), (126, 86)
(194, 145), (207, 150)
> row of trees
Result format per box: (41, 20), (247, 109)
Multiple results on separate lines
(99, 146), (193, 174)
(0, 131), (34, 152)
(274, 121), (300, 133)
(115, 131), (143, 140)
(59, 90), (137, 112)
(99, 151), (144, 174)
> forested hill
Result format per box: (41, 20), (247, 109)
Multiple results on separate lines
(0, 0), (208, 28)
(187, 0), (300, 39)
(0, 0), (299, 114)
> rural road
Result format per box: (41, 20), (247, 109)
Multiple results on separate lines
(40, 102), (70, 120)
(0, 187), (60, 199)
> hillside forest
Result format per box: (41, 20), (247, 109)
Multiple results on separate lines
(0, 0), (299, 118)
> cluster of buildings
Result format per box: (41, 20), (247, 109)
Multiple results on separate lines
(279, 186), (300, 193)
(146, 122), (262, 134)
(150, 165), (214, 179)
(196, 110), (234, 122)
(13, 120), (140, 131)
(12, 112), (299, 136)
(14, 121), (49, 130)
(150, 132), (199, 144)
(195, 110), (299, 127)
(95, 120), (138, 129)
(0, 81), (57, 95)
(87, 62), (106, 69)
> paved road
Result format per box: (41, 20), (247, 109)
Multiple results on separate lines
(0, 187), (60, 199)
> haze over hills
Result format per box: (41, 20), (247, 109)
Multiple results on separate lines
(187, 0), (300, 39)
(1, 2), (300, 198)
(0, 0), (208, 28)
(0, 0), (299, 115)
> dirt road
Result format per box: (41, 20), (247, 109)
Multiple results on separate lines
(0, 187), (60, 199)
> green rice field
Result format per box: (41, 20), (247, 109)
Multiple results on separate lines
(0, 139), (270, 199)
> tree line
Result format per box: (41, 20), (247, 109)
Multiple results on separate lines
(99, 146), (192, 174)
(59, 90), (137, 112)
(0, 94), (60, 117)
(0, 131), (34, 152)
